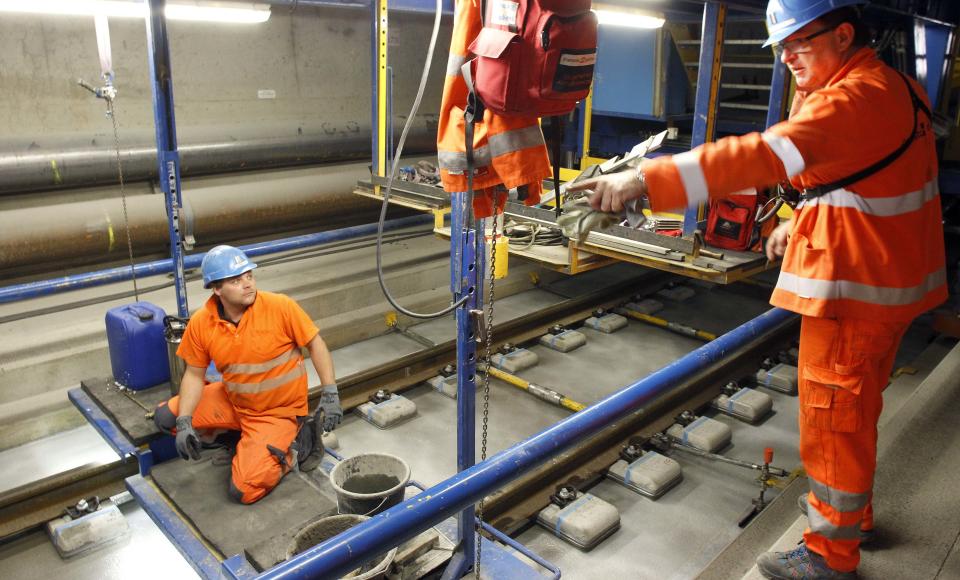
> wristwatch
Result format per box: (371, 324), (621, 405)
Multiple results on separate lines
(635, 164), (647, 189)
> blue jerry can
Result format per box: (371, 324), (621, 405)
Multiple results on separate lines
(105, 302), (171, 390)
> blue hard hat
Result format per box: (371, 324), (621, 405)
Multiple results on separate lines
(201, 245), (257, 288)
(763, 0), (867, 47)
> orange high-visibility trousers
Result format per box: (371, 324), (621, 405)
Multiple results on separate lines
(798, 316), (908, 571)
(159, 382), (298, 504)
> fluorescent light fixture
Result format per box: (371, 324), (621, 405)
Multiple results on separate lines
(167, 2), (271, 23)
(593, 5), (665, 29)
(0, 0), (271, 23)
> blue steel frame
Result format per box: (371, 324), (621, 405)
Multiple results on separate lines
(684, 2), (726, 235)
(766, 56), (789, 129)
(371, 0), (382, 177)
(446, 190), (483, 578)
(258, 307), (796, 578)
(145, 0), (189, 318)
(914, 21), (954, 110)
(0, 215), (432, 304)
(68, 387), (156, 475)
(68, 388), (138, 459)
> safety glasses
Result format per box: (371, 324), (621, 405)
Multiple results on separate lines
(772, 25), (839, 57)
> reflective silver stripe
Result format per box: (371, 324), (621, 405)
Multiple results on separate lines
(799, 180), (939, 217)
(807, 504), (862, 541)
(761, 132), (805, 177)
(225, 363), (305, 395)
(223, 348), (299, 375)
(776, 268), (946, 305)
(447, 53), (468, 77)
(809, 478), (870, 512)
(438, 147), (492, 172)
(672, 151), (709, 206)
(438, 126), (544, 172)
(487, 125), (545, 157)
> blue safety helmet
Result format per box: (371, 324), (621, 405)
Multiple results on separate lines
(201, 245), (257, 289)
(763, 0), (867, 47)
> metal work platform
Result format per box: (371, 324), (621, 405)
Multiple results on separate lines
(355, 178), (777, 282)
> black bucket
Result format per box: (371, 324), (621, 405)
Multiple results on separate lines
(328, 453), (410, 516)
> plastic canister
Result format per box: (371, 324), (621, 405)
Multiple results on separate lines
(105, 302), (170, 390)
(163, 316), (188, 396)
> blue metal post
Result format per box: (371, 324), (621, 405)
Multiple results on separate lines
(685, 2), (726, 235)
(446, 190), (480, 578)
(387, 65), (394, 174)
(145, 0), (188, 318)
(766, 56), (789, 128)
(259, 307), (796, 579)
(371, 0), (379, 175)
(916, 22), (953, 110)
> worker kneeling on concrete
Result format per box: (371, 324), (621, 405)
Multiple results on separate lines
(153, 245), (340, 504)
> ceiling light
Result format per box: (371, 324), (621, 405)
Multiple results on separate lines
(0, 0), (271, 24)
(593, 4), (665, 29)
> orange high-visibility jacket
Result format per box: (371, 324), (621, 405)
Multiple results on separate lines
(437, 0), (552, 217)
(641, 48), (946, 321)
(177, 291), (319, 417)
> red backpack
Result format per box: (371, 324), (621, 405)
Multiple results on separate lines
(467, 0), (598, 118)
(705, 188), (777, 251)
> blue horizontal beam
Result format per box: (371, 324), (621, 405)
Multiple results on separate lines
(127, 474), (227, 579)
(68, 387), (138, 458)
(258, 307), (796, 579)
(0, 215), (432, 305)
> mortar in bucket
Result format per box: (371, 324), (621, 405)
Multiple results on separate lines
(286, 514), (397, 579)
(329, 453), (410, 516)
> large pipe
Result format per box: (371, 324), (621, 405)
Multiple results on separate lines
(0, 120), (436, 195)
(0, 214), (432, 305)
(258, 307), (796, 579)
(0, 161), (392, 271)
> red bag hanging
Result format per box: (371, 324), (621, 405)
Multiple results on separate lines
(705, 189), (768, 251)
(468, 0), (598, 118)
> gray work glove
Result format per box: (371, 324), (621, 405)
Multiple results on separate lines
(175, 415), (202, 461)
(319, 384), (342, 431)
(558, 197), (646, 240)
(557, 198), (619, 239)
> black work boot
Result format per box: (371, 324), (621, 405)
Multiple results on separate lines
(798, 495), (876, 545)
(296, 412), (324, 472)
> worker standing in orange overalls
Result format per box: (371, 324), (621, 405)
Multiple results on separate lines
(569, 2), (947, 578)
(153, 245), (340, 504)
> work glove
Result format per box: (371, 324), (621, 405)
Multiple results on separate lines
(557, 197), (645, 240)
(319, 384), (342, 432)
(175, 415), (202, 461)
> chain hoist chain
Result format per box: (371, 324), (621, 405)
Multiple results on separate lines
(475, 193), (502, 578)
(106, 97), (140, 302)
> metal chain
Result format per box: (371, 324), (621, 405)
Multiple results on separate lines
(106, 97), (140, 301)
(475, 193), (502, 578)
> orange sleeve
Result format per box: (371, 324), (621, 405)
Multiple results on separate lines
(640, 71), (910, 213)
(281, 295), (320, 347)
(176, 318), (211, 369)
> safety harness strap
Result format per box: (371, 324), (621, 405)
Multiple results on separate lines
(801, 71), (931, 201)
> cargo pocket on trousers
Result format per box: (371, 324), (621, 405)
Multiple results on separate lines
(801, 363), (863, 433)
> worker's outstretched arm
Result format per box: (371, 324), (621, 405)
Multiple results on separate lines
(307, 334), (341, 431)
